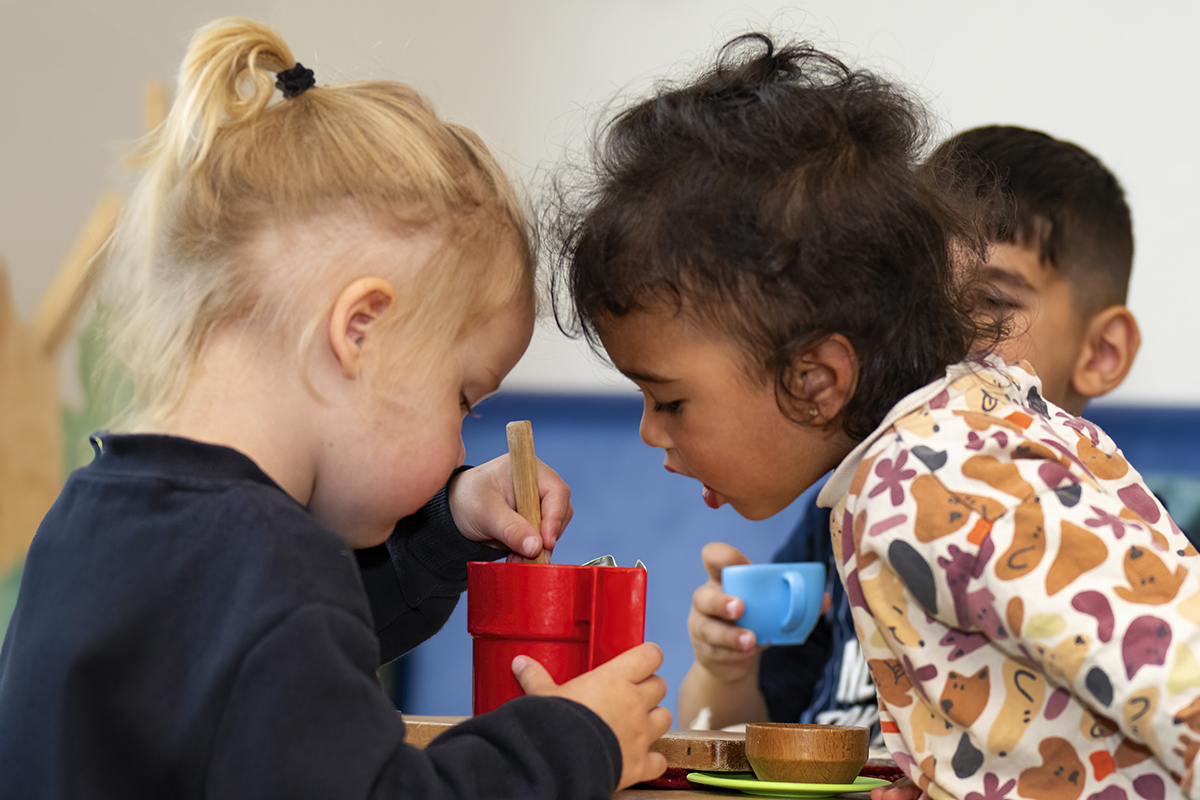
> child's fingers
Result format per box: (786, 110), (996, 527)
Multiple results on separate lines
(700, 541), (751, 583)
(534, 459), (572, 546)
(689, 582), (752, 652)
(541, 502), (573, 550)
(447, 459), (546, 557)
(636, 672), (669, 707)
(619, 707), (673, 789)
(495, 513), (542, 559)
(692, 580), (743, 621)
(649, 704), (674, 733)
(512, 655), (558, 695)
(603, 642), (664, 683)
(644, 705), (674, 749)
(871, 777), (926, 800)
(624, 750), (669, 790)
(690, 612), (756, 653)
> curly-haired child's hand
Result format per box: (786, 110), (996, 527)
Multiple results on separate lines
(447, 455), (573, 559)
(871, 776), (930, 800)
(688, 542), (762, 683)
(513, 643), (673, 789)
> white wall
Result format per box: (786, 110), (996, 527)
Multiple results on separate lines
(3, 0), (1197, 403)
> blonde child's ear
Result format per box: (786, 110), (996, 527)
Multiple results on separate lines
(788, 334), (859, 424)
(1071, 305), (1141, 400)
(328, 277), (396, 379)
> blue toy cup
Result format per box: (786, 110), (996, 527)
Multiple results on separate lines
(721, 562), (826, 646)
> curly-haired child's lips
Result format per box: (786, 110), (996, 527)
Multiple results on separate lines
(662, 464), (721, 508)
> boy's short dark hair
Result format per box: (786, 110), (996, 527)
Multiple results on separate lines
(552, 34), (994, 440)
(924, 125), (1134, 315)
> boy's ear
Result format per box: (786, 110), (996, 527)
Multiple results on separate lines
(328, 277), (396, 379)
(1071, 305), (1141, 400)
(787, 334), (859, 424)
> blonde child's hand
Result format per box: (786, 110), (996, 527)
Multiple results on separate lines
(513, 643), (673, 789)
(871, 776), (930, 800)
(447, 456), (573, 559)
(689, 542), (762, 683)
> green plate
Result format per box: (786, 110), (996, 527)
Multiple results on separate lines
(686, 771), (890, 798)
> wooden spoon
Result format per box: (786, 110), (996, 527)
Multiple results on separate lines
(506, 420), (550, 564)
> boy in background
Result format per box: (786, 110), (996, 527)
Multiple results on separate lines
(680, 124), (1142, 735)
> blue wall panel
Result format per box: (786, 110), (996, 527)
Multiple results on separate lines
(1084, 406), (1200, 477)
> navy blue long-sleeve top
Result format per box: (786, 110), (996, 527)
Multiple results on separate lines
(0, 434), (620, 799)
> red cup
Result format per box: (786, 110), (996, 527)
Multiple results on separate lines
(466, 561), (647, 715)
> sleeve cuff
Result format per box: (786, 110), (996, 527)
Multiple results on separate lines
(385, 467), (503, 591)
(433, 695), (622, 794)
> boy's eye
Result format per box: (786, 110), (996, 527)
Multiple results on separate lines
(653, 399), (683, 415)
(981, 291), (1022, 312)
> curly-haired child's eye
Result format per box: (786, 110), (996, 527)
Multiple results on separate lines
(654, 399), (682, 415)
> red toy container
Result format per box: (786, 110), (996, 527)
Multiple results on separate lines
(467, 561), (647, 715)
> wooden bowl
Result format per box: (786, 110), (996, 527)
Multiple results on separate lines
(745, 723), (870, 784)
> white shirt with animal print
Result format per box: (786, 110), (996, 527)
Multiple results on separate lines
(819, 357), (1200, 800)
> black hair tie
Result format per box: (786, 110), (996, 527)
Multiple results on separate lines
(276, 62), (315, 99)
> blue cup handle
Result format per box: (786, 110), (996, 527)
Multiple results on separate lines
(780, 572), (806, 633)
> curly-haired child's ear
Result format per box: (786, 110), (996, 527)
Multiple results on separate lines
(788, 334), (859, 424)
(328, 277), (396, 379)
(1071, 305), (1140, 401)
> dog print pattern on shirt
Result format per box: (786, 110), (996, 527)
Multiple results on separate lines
(829, 358), (1200, 800)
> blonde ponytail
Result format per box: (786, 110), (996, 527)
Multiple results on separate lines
(104, 17), (532, 427)
(166, 18), (294, 172)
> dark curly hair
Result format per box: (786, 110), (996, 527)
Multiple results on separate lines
(551, 34), (995, 440)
